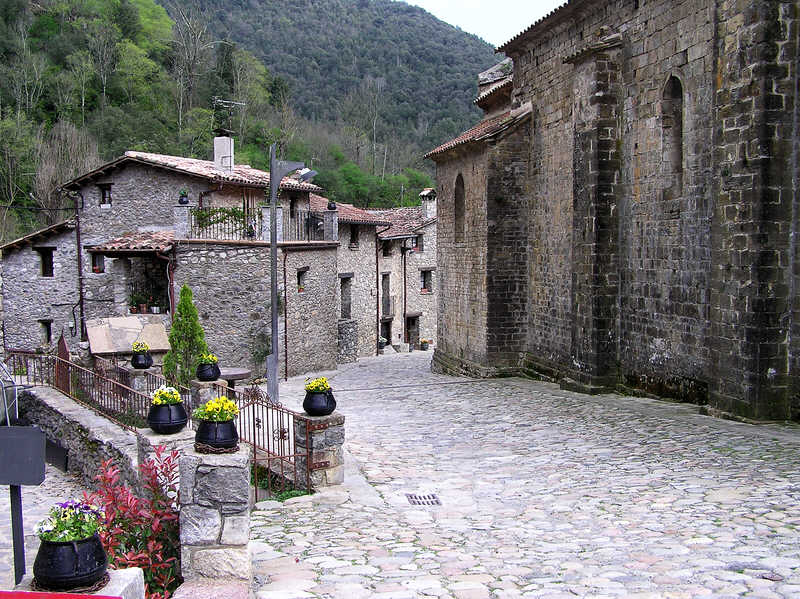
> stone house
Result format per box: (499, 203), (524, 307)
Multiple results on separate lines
(426, 0), (799, 421)
(0, 134), (346, 377)
(370, 190), (438, 350)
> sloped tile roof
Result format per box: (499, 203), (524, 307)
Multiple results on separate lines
(309, 194), (390, 226)
(87, 231), (175, 254)
(0, 219), (75, 255)
(424, 103), (532, 160)
(474, 77), (512, 106)
(61, 151), (323, 193)
(424, 112), (511, 159)
(368, 206), (429, 239)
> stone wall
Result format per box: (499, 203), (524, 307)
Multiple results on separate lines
(404, 220), (438, 348)
(173, 241), (271, 371)
(432, 148), (491, 375)
(336, 223), (379, 357)
(337, 318), (358, 363)
(18, 386), (140, 490)
(1, 227), (80, 351)
(283, 244), (339, 377)
(377, 239), (405, 346)
(431, 0), (799, 419)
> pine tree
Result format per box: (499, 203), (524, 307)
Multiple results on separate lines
(162, 284), (208, 386)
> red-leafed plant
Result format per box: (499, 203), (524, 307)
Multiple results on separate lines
(85, 446), (181, 599)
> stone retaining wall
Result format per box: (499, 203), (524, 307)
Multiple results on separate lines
(18, 386), (140, 491)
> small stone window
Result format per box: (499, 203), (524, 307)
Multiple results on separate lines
(91, 253), (105, 273)
(349, 224), (359, 248)
(340, 274), (353, 319)
(454, 174), (465, 243)
(296, 267), (309, 293)
(661, 76), (684, 198)
(39, 319), (53, 345)
(413, 235), (424, 253)
(382, 241), (392, 257)
(420, 269), (433, 292)
(99, 183), (113, 206)
(36, 247), (55, 277)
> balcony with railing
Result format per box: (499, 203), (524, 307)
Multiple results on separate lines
(176, 204), (338, 243)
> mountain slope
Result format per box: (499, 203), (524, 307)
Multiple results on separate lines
(169, 0), (500, 150)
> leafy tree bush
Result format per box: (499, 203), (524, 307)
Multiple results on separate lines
(162, 284), (208, 386)
(86, 446), (180, 599)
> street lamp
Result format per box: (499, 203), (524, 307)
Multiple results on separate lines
(266, 144), (316, 404)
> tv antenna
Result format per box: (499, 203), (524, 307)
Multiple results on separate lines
(212, 97), (246, 132)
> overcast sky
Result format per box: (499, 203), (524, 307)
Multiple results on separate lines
(403, 0), (566, 47)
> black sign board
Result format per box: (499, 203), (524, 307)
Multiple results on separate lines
(0, 426), (45, 485)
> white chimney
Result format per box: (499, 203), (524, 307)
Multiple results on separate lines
(420, 188), (437, 219)
(213, 134), (234, 171)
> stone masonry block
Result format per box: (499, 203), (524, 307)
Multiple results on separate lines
(180, 505), (222, 545)
(220, 515), (250, 545)
(188, 547), (252, 581)
(179, 454), (201, 504)
(196, 466), (250, 505)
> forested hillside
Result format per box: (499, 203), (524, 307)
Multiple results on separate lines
(0, 0), (498, 242)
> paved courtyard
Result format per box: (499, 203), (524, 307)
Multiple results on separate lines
(252, 351), (800, 599)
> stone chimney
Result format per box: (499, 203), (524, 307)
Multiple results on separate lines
(213, 129), (234, 171)
(420, 188), (437, 219)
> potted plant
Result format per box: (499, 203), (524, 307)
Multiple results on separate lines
(130, 292), (148, 314)
(303, 376), (336, 416)
(33, 500), (107, 590)
(129, 305), (138, 314)
(178, 187), (189, 204)
(378, 336), (387, 350)
(298, 285), (305, 293)
(130, 340), (153, 369)
(193, 396), (239, 449)
(420, 339), (430, 351)
(196, 352), (220, 381)
(147, 385), (188, 434)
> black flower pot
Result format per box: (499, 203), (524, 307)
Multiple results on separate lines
(196, 363), (220, 381)
(147, 403), (188, 435)
(303, 390), (336, 416)
(33, 533), (107, 591)
(131, 352), (153, 369)
(195, 419), (238, 448)
(420, 342), (429, 351)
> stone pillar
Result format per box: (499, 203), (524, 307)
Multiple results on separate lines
(136, 426), (195, 469)
(294, 411), (345, 489)
(179, 446), (253, 582)
(261, 205), (284, 242)
(323, 209), (338, 241)
(173, 205), (191, 239)
(562, 33), (622, 394)
(190, 379), (228, 414)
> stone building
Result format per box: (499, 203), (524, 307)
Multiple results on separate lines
(426, 1), (799, 421)
(370, 190), (438, 350)
(0, 135), (344, 377)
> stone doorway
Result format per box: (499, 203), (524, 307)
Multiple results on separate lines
(405, 316), (419, 349)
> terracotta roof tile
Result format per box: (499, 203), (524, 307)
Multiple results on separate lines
(474, 77), (512, 105)
(88, 231), (175, 254)
(61, 152), (323, 193)
(424, 112), (511, 159)
(309, 194), (391, 226)
(368, 206), (430, 239)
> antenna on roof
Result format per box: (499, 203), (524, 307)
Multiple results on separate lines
(212, 97), (246, 133)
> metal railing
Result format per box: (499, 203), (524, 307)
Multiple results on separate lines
(93, 356), (194, 406)
(190, 207), (262, 240)
(7, 352), (150, 431)
(284, 210), (325, 242)
(235, 386), (311, 493)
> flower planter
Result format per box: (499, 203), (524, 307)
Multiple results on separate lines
(196, 363), (220, 381)
(138, 303), (148, 314)
(147, 403), (188, 435)
(420, 342), (429, 351)
(303, 390), (336, 417)
(195, 419), (238, 448)
(130, 352), (153, 369)
(33, 533), (107, 591)
(378, 340), (386, 350)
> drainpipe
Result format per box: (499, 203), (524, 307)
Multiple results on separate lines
(375, 226), (390, 350)
(73, 191), (87, 341)
(282, 248), (289, 381)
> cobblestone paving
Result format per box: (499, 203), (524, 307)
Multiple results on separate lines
(252, 351), (800, 599)
(0, 464), (87, 590)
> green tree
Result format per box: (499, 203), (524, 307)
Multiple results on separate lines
(162, 284), (208, 387)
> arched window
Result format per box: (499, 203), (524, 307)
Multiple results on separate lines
(454, 174), (465, 243)
(661, 76), (683, 195)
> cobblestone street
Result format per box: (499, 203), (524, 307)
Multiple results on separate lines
(253, 351), (800, 599)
